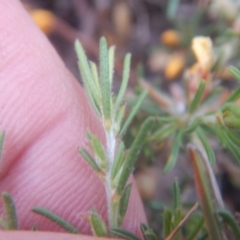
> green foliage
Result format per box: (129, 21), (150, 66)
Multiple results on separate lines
(32, 207), (80, 234)
(76, 37), (149, 232)
(1, 192), (18, 230)
(217, 210), (240, 239)
(188, 81), (206, 114)
(89, 208), (107, 237)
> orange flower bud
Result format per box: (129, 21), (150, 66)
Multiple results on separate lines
(30, 9), (56, 34)
(164, 54), (185, 80)
(160, 29), (180, 47)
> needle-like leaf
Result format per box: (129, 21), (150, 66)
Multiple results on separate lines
(117, 117), (154, 194)
(119, 90), (148, 137)
(99, 37), (111, 120)
(2, 192), (18, 230)
(189, 81), (205, 114)
(32, 207), (80, 233)
(118, 184), (132, 226)
(114, 53), (131, 112)
(111, 227), (141, 240)
(79, 148), (101, 173)
(109, 46), (115, 84)
(229, 66), (240, 81)
(164, 129), (183, 173)
(196, 127), (216, 165)
(89, 208), (107, 237)
(217, 210), (240, 239)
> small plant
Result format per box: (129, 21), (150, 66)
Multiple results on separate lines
(30, 37), (153, 236)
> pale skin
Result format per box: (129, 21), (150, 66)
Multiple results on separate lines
(0, 1), (146, 239)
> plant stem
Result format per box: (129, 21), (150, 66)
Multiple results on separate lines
(105, 127), (118, 228)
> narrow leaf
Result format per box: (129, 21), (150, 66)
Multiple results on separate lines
(89, 61), (100, 94)
(167, 0), (180, 20)
(79, 148), (101, 173)
(90, 208), (107, 237)
(117, 117), (154, 194)
(165, 203), (199, 240)
(185, 216), (204, 240)
(173, 179), (181, 210)
(75, 40), (100, 105)
(226, 86), (240, 103)
(144, 228), (159, 240)
(163, 207), (172, 238)
(111, 227), (141, 240)
(118, 184), (132, 226)
(114, 105), (126, 134)
(188, 147), (224, 240)
(99, 37), (111, 120)
(111, 141), (125, 180)
(217, 210), (240, 239)
(114, 53), (131, 112)
(229, 66), (240, 81)
(196, 127), (216, 165)
(32, 207), (80, 233)
(0, 131), (4, 159)
(2, 192), (18, 230)
(189, 81), (206, 114)
(148, 124), (176, 141)
(119, 90), (148, 137)
(84, 85), (101, 116)
(87, 132), (107, 169)
(185, 118), (201, 134)
(109, 46), (115, 84)
(164, 129), (183, 173)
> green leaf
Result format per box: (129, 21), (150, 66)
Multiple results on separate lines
(149, 124), (176, 141)
(188, 147), (224, 240)
(189, 81), (206, 114)
(117, 117), (154, 194)
(32, 207), (80, 233)
(0, 131), (4, 159)
(221, 130), (240, 162)
(84, 85), (101, 116)
(2, 192), (18, 230)
(111, 141), (125, 180)
(163, 207), (172, 238)
(167, 0), (180, 20)
(109, 46), (115, 84)
(119, 90), (148, 137)
(196, 127), (216, 165)
(164, 129), (183, 173)
(144, 229), (159, 240)
(173, 179), (181, 210)
(75, 40), (100, 106)
(185, 216), (204, 240)
(89, 61), (100, 95)
(79, 148), (101, 173)
(229, 66), (240, 81)
(114, 53), (131, 112)
(111, 227), (141, 240)
(118, 184), (132, 226)
(99, 37), (111, 120)
(87, 132), (107, 169)
(185, 118), (201, 134)
(114, 105), (126, 133)
(226, 86), (240, 103)
(89, 208), (107, 237)
(217, 210), (240, 239)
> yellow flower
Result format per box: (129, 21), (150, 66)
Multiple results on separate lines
(191, 36), (213, 72)
(164, 54), (185, 80)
